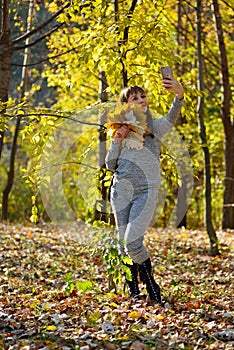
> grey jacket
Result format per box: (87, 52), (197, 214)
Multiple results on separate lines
(105, 97), (183, 190)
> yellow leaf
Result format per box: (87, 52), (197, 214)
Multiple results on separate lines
(47, 120), (55, 126)
(32, 134), (40, 144)
(116, 334), (130, 341)
(109, 302), (118, 308)
(128, 311), (140, 319)
(46, 325), (57, 331)
(155, 315), (164, 321)
(43, 304), (51, 311)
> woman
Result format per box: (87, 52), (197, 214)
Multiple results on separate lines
(105, 76), (184, 305)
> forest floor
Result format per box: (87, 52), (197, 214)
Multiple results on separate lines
(0, 222), (233, 350)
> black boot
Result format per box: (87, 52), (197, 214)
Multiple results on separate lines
(124, 262), (140, 299)
(138, 258), (162, 305)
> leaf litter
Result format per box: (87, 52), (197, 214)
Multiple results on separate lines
(0, 222), (233, 349)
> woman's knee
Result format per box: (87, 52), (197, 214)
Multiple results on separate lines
(125, 238), (149, 264)
(126, 237), (144, 257)
(126, 237), (143, 252)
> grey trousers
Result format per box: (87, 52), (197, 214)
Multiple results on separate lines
(110, 185), (158, 264)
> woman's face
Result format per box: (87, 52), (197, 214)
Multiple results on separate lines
(127, 91), (148, 112)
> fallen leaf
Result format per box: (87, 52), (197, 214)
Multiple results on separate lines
(46, 325), (57, 331)
(128, 311), (141, 319)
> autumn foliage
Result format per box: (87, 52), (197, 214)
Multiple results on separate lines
(0, 223), (233, 349)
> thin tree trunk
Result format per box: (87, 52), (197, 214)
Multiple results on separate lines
(212, 0), (234, 229)
(2, 0), (35, 220)
(114, 0), (137, 87)
(175, 0), (187, 228)
(95, 70), (110, 223)
(0, 131), (3, 158)
(196, 0), (219, 255)
(0, 0), (12, 158)
(20, 0), (35, 99)
(114, 0), (127, 86)
(0, 0), (11, 100)
(2, 116), (21, 220)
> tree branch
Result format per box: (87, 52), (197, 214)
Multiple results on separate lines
(38, 161), (98, 172)
(13, 23), (64, 51)
(123, 0), (138, 43)
(220, 0), (234, 9)
(12, 2), (70, 45)
(3, 112), (107, 130)
(11, 46), (78, 67)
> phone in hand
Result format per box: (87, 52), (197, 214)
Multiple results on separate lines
(161, 66), (173, 79)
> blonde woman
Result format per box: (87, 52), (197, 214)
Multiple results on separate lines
(105, 76), (184, 305)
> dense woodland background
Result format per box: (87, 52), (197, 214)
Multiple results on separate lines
(0, 0), (233, 241)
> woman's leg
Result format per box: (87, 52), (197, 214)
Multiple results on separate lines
(110, 187), (140, 297)
(124, 188), (158, 264)
(123, 188), (162, 305)
(138, 258), (162, 305)
(110, 186), (132, 255)
(123, 261), (140, 298)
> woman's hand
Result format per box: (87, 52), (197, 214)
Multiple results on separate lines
(162, 77), (184, 100)
(113, 124), (130, 143)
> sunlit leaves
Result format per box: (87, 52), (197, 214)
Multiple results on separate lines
(44, 0), (181, 109)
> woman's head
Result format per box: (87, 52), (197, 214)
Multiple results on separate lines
(119, 86), (148, 112)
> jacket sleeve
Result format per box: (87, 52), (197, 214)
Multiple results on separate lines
(105, 141), (121, 172)
(153, 96), (183, 139)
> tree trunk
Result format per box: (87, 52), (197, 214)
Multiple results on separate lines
(114, 0), (138, 87)
(222, 137), (234, 228)
(2, 0), (35, 220)
(175, 0), (187, 228)
(196, 0), (219, 255)
(95, 69), (111, 223)
(2, 116), (21, 220)
(0, 0), (12, 158)
(19, 0), (35, 100)
(114, 0), (127, 87)
(212, 0), (234, 229)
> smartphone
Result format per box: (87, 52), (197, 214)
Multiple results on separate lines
(161, 66), (173, 79)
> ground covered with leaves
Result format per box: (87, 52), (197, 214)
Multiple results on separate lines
(0, 222), (233, 350)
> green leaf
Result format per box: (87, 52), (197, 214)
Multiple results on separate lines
(65, 272), (73, 282)
(76, 280), (92, 292)
(121, 256), (133, 265)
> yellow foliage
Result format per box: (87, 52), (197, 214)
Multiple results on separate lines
(46, 325), (57, 331)
(128, 310), (141, 319)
